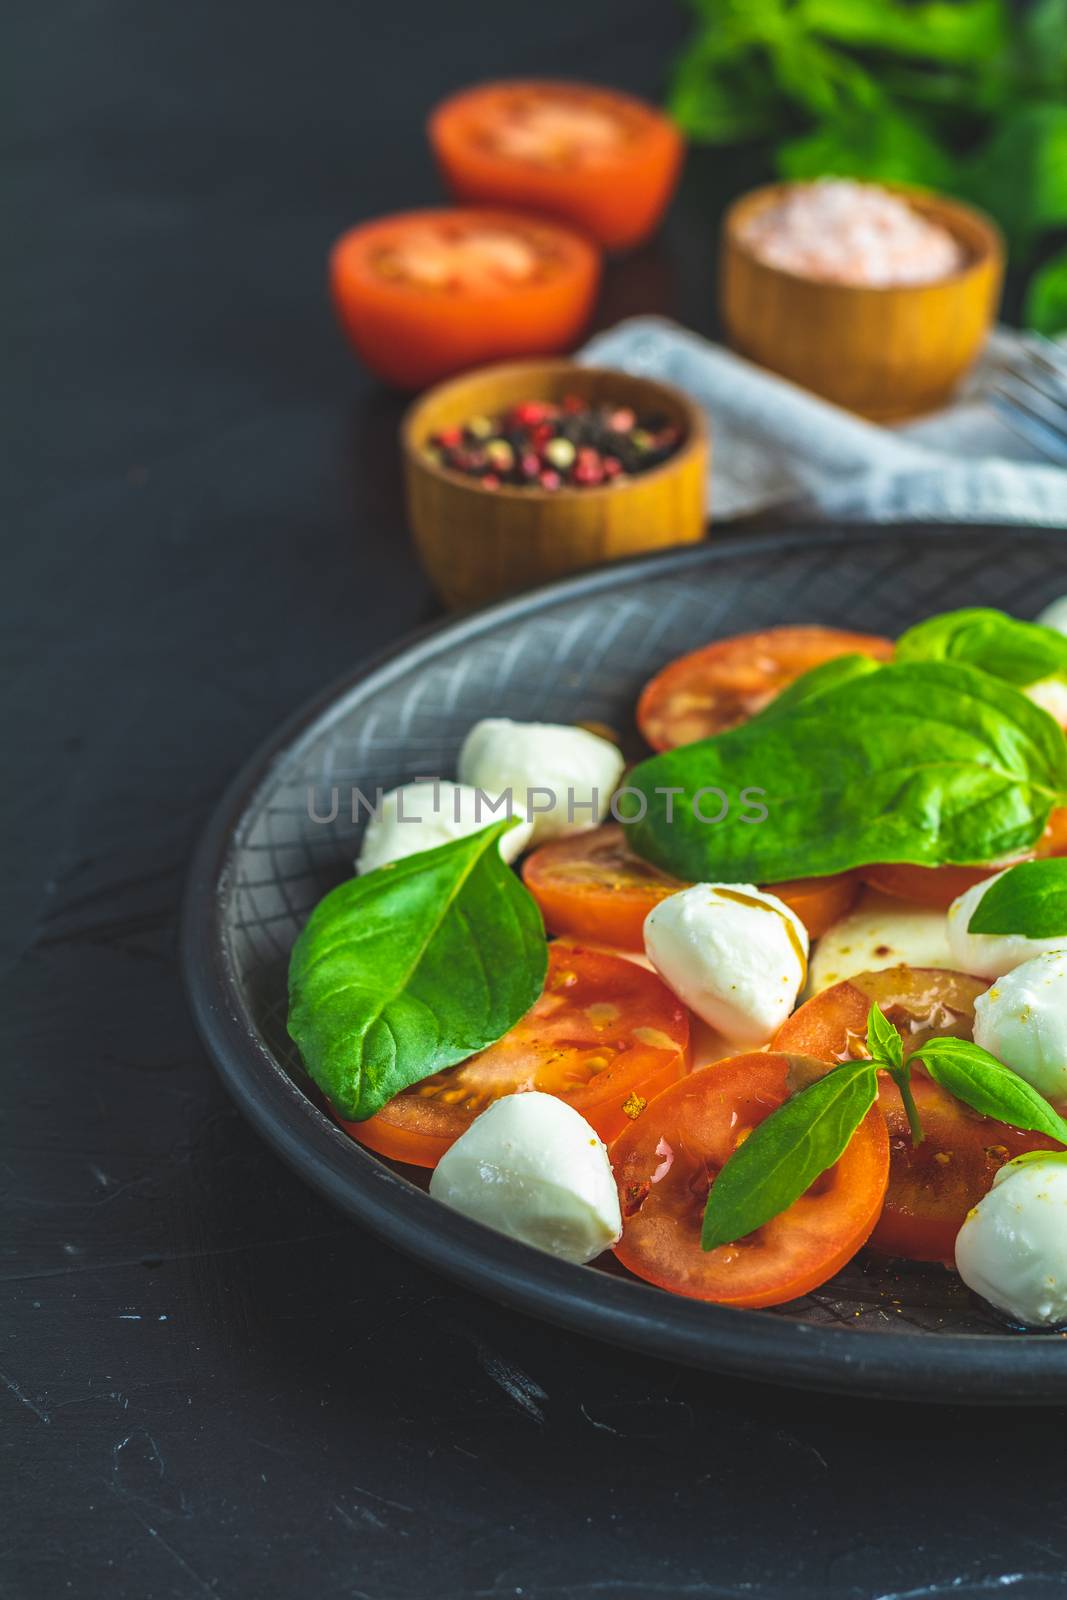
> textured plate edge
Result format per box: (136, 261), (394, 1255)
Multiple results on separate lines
(181, 525), (1067, 1406)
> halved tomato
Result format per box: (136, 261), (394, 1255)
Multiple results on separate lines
(862, 806), (1067, 909)
(611, 1052), (889, 1307)
(636, 625), (894, 751)
(330, 208), (600, 390)
(340, 942), (688, 1169)
(772, 966), (1057, 1261)
(522, 823), (858, 950)
(429, 81), (683, 252)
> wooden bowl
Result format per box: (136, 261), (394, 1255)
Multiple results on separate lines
(402, 361), (710, 610)
(719, 183), (1004, 421)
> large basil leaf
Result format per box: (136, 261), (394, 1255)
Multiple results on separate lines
(621, 662), (1067, 884)
(967, 857), (1067, 937)
(288, 821), (547, 1120)
(702, 1060), (878, 1252)
(896, 608), (1067, 687)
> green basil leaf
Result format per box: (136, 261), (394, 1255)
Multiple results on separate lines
(916, 1037), (1067, 1145)
(754, 653), (883, 720)
(702, 1060), (878, 1251)
(966, 858), (1067, 937)
(776, 104), (955, 188)
(802, 0), (1008, 66)
(866, 1002), (903, 1071)
(1025, 246), (1067, 337)
(287, 821), (547, 1120)
(622, 661), (1067, 884)
(896, 607), (1067, 688)
(963, 102), (1067, 244)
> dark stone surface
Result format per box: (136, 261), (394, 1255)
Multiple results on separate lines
(6, 2), (1066, 1596)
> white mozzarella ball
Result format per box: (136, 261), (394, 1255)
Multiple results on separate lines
(955, 1156), (1067, 1327)
(1023, 676), (1067, 728)
(1035, 595), (1067, 636)
(457, 718), (624, 845)
(356, 781), (533, 875)
(972, 950), (1067, 1101)
(808, 889), (953, 995)
(428, 1092), (622, 1264)
(947, 870), (1067, 979)
(643, 884), (808, 1046)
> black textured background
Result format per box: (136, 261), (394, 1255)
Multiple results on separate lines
(7, 3), (1067, 1597)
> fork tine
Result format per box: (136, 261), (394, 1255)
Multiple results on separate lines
(988, 388), (1067, 464)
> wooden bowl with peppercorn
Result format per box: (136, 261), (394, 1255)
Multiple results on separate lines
(402, 360), (709, 610)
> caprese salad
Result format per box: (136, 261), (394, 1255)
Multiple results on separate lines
(288, 601), (1067, 1330)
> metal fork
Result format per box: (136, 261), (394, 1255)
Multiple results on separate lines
(988, 333), (1067, 464)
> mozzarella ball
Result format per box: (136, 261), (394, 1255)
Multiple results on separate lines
(973, 950), (1067, 1101)
(947, 870), (1067, 978)
(1023, 676), (1067, 728)
(429, 1092), (622, 1264)
(955, 1156), (1067, 1327)
(356, 781), (532, 875)
(1036, 595), (1067, 636)
(808, 889), (953, 995)
(643, 884), (808, 1045)
(457, 718), (624, 845)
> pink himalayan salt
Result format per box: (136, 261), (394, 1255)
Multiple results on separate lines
(741, 179), (965, 288)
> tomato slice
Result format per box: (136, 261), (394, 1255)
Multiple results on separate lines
(522, 824), (858, 950)
(429, 81), (683, 252)
(611, 1052), (889, 1307)
(862, 806), (1067, 909)
(340, 943), (689, 1169)
(772, 966), (1057, 1261)
(330, 209), (600, 390)
(522, 825), (684, 950)
(636, 625), (894, 751)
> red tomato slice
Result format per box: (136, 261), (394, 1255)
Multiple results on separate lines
(636, 625), (895, 750)
(429, 81), (683, 251)
(330, 209), (600, 390)
(862, 807), (1067, 909)
(522, 824), (859, 950)
(340, 943), (689, 1169)
(611, 1052), (889, 1307)
(772, 966), (1057, 1261)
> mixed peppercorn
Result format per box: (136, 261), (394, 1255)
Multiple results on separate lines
(423, 396), (683, 490)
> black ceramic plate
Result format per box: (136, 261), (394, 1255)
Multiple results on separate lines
(183, 525), (1067, 1404)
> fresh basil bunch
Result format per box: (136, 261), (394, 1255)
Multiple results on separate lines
(702, 1004), (1067, 1252)
(288, 820), (547, 1120)
(669, 0), (1067, 331)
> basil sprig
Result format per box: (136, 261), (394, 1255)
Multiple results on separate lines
(917, 1037), (1067, 1145)
(288, 821), (547, 1120)
(896, 608), (1067, 689)
(623, 661), (1067, 884)
(966, 858), (1067, 939)
(701, 1004), (1067, 1254)
(701, 1058), (878, 1252)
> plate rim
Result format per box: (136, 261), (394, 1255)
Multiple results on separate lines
(182, 525), (1067, 1404)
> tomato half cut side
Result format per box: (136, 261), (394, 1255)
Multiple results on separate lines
(341, 943), (689, 1169)
(611, 1052), (889, 1307)
(636, 625), (895, 751)
(862, 806), (1067, 909)
(772, 966), (1056, 1261)
(522, 824), (858, 950)
(429, 81), (683, 251)
(330, 208), (600, 390)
